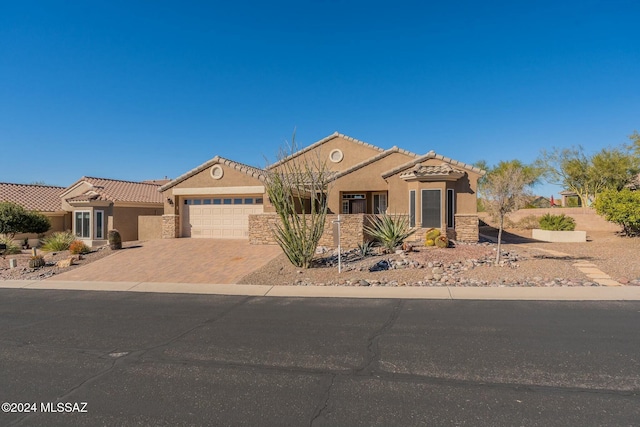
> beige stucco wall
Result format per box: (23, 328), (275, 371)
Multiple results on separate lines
(138, 215), (163, 240)
(112, 206), (163, 242)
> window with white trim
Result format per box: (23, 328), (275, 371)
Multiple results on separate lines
(95, 210), (104, 240)
(446, 189), (455, 228)
(75, 211), (91, 239)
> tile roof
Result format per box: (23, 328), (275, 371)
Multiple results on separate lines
(160, 156), (267, 192)
(399, 163), (466, 180)
(267, 132), (387, 170)
(0, 182), (65, 212)
(63, 177), (164, 204)
(382, 151), (486, 178)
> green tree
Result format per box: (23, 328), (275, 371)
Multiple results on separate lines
(629, 130), (640, 156)
(0, 202), (51, 239)
(538, 145), (639, 207)
(265, 133), (332, 268)
(482, 161), (537, 264)
(594, 189), (640, 236)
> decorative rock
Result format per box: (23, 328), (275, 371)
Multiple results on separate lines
(56, 257), (76, 268)
(9, 259), (17, 269)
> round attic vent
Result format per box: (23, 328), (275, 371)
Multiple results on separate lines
(329, 149), (344, 163)
(210, 165), (224, 180)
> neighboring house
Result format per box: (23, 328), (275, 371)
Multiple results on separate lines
(0, 182), (70, 243)
(160, 132), (485, 246)
(60, 177), (164, 246)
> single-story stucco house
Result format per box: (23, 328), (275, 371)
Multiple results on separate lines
(160, 132), (485, 247)
(1, 177), (164, 246)
(0, 182), (69, 245)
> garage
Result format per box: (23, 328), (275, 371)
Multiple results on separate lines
(182, 196), (263, 238)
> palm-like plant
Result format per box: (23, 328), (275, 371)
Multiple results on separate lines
(364, 213), (416, 253)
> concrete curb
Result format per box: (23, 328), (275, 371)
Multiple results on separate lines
(1, 280), (640, 300)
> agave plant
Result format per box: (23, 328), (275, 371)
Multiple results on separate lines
(356, 240), (376, 258)
(364, 213), (416, 253)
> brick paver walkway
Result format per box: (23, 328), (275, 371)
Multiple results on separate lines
(48, 239), (282, 284)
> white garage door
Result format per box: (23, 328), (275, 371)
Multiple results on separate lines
(182, 196), (264, 238)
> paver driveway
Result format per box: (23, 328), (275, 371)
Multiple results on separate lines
(48, 239), (282, 284)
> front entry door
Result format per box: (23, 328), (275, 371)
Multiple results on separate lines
(351, 199), (366, 214)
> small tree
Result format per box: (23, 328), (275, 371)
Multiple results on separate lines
(265, 134), (333, 268)
(482, 162), (535, 264)
(594, 189), (640, 236)
(0, 202), (51, 239)
(538, 145), (639, 207)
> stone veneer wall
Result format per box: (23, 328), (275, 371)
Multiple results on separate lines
(249, 214), (366, 249)
(454, 214), (479, 242)
(161, 214), (179, 239)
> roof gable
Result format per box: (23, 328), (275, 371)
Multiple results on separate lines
(267, 132), (388, 170)
(160, 156), (267, 192)
(382, 151), (485, 178)
(62, 177), (163, 204)
(328, 146), (418, 182)
(0, 182), (65, 212)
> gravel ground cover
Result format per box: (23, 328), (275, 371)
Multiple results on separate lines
(0, 242), (141, 280)
(239, 230), (640, 287)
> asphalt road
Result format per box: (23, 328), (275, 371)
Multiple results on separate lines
(0, 289), (639, 426)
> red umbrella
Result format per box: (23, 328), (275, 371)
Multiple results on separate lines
(550, 195), (555, 206)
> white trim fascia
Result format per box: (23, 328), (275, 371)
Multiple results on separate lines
(172, 186), (265, 196)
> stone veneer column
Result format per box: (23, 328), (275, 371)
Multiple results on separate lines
(454, 214), (479, 242)
(162, 214), (179, 239)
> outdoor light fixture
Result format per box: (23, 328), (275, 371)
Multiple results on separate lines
(167, 197), (174, 205)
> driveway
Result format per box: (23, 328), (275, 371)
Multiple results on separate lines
(48, 239), (282, 284)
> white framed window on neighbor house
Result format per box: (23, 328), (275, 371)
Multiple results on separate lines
(74, 211), (91, 239)
(95, 210), (104, 240)
(409, 190), (416, 227)
(446, 189), (455, 229)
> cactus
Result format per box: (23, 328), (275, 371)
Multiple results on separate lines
(425, 239), (435, 247)
(425, 228), (440, 241)
(28, 255), (46, 269)
(108, 229), (122, 250)
(435, 235), (449, 248)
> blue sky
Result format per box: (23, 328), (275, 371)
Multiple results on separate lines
(1, 1), (638, 197)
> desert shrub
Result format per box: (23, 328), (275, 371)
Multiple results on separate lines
(0, 236), (22, 254)
(69, 240), (90, 255)
(516, 215), (541, 230)
(41, 231), (76, 251)
(594, 188), (640, 236)
(364, 213), (415, 253)
(539, 213), (576, 231)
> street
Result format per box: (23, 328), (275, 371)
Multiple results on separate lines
(1, 288), (639, 426)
